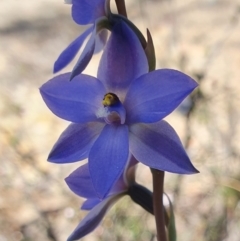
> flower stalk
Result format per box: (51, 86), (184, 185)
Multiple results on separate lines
(151, 168), (167, 241)
(115, 0), (128, 18)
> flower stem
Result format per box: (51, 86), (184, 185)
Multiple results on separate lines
(151, 168), (167, 241)
(115, 0), (128, 18)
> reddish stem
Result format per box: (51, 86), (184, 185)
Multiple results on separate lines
(151, 169), (167, 241)
(115, 0), (128, 18)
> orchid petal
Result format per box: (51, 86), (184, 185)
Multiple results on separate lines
(67, 194), (122, 241)
(124, 155), (138, 186)
(70, 28), (96, 80)
(129, 121), (199, 174)
(72, 0), (105, 25)
(94, 29), (108, 53)
(65, 164), (97, 198)
(40, 73), (106, 123)
(104, 156), (139, 195)
(89, 124), (129, 198)
(125, 69), (198, 123)
(97, 21), (148, 96)
(70, 17), (109, 80)
(108, 175), (126, 196)
(81, 199), (101, 210)
(53, 26), (93, 73)
(48, 122), (104, 163)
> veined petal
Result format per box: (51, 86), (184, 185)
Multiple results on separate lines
(89, 124), (129, 198)
(53, 26), (94, 73)
(40, 73), (106, 123)
(72, 0), (105, 25)
(70, 28), (96, 80)
(66, 155), (129, 199)
(70, 18), (109, 80)
(129, 121), (199, 174)
(97, 21), (148, 97)
(48, 122), (104, 163)
(108, 173), (127, 196)
(65, 164), (96, 198)
(125, 69), (198, 123)
(94, 29), (108, 54)
(124, 155), (138, 186)
(81, 198), (101, 210)
(111, 155), (138, 194)
(67, 194), (122, 241)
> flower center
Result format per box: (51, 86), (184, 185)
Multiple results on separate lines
(102, 93), (120, 107)
(96, 92), (126, 124)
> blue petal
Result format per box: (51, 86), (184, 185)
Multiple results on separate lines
(124, 69), (198, 123)
(70, 27), (97, 80)
(81, 198), (101, 210)
(67, 195), (122, 241)
(72, 0), (105, 25)
(53, 26), (94, 73)
(65, 164), (97, 198)
(129, 121), (199, 174)
(109, 155), (138, 195)
(94, 29), (108, 54)
(124, 155), (138, 186)
(89, 124), (129, 198)
(108, 174), (126, 196)
(97, 21), (148, 96)
(40, 73), (106, 123)
(48, 122), (104, 163)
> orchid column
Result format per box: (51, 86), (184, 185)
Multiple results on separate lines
(40, 0), (199, 240)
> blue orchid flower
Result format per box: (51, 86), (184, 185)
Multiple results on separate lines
(71, 0), (106, 25)
(54, 0), (110, 79)
(65, 156), (137, 240)
(40, 21), (198, 199)
(54, 0), (148, 80)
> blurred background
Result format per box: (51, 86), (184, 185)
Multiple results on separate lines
(1, 0), (240, 240)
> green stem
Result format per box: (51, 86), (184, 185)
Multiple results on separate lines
(151, 169), (167, 241)
(115, 0), (128, 18)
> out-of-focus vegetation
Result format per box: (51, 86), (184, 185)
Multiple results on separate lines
(1, 0), (240, 240)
